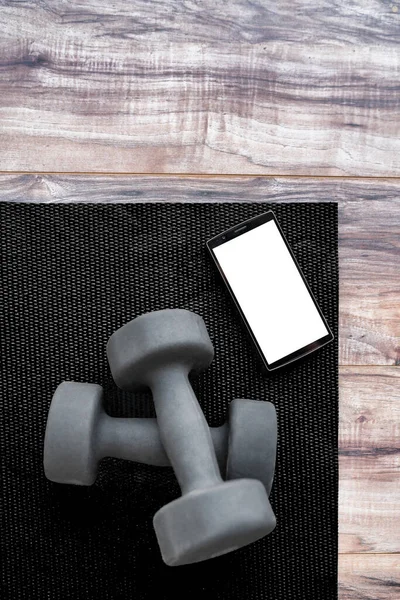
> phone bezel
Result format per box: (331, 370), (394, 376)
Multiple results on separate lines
(206, 210), (334, 371)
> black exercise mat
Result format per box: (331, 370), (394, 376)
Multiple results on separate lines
(0, 202), (338, 600)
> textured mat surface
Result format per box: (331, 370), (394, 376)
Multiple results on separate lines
(0, 202), (338, 600)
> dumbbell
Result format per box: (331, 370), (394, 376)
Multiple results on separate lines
(107, 308), (276, 566)
(43, 381), (277, 496)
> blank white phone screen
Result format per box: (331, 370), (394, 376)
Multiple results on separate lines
(213, 219), (329, 364)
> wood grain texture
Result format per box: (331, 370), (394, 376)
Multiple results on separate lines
(339, 367), (400, 554)
(1, 2), (400, 175)
(339, 555), (400, 600)
(1, 174), (398, 365)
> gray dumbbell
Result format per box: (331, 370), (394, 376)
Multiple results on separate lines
(43, 381), (277, 496)
(107, 308), (276, 566)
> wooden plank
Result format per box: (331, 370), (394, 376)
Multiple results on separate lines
(339, 554), (400, 600)
(339, 367), (400, 554)
(1, 174), (399, 210)
(1, 174), (398, 365)
(1, 3), (400, 175)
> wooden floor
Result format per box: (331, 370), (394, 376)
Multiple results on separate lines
(1, 2), (399, 598)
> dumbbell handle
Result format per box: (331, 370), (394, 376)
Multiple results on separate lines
(97, 414), (228, 472)
(149, 365), (224, 495)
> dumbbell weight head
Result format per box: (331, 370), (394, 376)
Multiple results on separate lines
(44, 381), (277, 496)
(227, 398), (276, 495)
(44, 382), (103, 486)
(107, 309), (276, 566)
(106, 309), (215, 391)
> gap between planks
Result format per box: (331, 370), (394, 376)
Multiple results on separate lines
(1, 171), (400, 180)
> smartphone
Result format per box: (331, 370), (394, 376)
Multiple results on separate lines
(207, 210), (333, 371)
